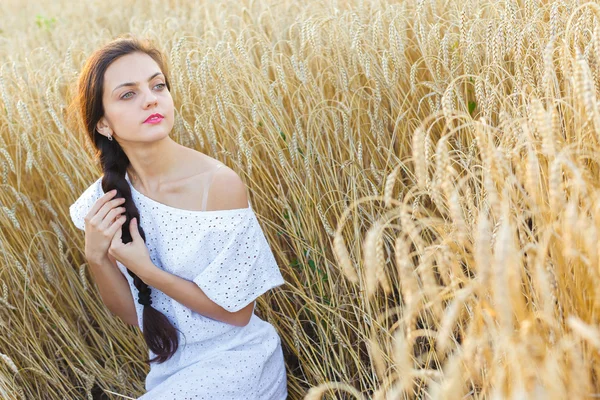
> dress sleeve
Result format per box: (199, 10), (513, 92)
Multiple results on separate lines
(68, 177), (104, 231)
(192, 210), (286, 313)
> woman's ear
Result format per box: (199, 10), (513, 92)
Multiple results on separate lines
(96, 117), (113, 138)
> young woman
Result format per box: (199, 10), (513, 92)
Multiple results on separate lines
(68, 36), (288, 399)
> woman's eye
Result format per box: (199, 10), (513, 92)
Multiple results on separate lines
(120, 83), (166, 100)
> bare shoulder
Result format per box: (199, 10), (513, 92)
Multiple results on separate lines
(206, 164), (249, 211)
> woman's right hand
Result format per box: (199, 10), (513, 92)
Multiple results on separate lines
(83, 189), (128, 264)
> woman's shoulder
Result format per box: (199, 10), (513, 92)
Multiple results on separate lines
(168, 151), (248, 213)
(205, 166), (248, 209)
(190, 154), (248, 212)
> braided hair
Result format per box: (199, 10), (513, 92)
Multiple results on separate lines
(72, 35), (180, 364)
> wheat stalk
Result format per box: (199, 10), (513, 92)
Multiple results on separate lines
(333, 228), (359, 284)
(0, 353), (18, 374)
(304, 382), (366, 400)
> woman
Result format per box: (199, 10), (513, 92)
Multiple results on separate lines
(68, 35), (288, 399)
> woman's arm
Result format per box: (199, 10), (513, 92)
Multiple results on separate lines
(88, 255), (138, 326)
(142, 265), (254, 327)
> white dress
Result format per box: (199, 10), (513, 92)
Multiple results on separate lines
(68, 166), (288, 399)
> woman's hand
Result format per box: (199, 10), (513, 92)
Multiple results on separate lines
(84, 189), (127, 264)
(109, 217), (156, 282)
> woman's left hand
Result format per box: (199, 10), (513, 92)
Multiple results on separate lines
(109, 217), (156, 282)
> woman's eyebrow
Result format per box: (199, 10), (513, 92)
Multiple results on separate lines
(112, 72), (164, 93)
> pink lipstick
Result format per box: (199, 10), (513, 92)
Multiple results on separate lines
(144, 113), (164, 124)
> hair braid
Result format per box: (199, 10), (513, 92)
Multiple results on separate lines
(72, 35), (181, 364)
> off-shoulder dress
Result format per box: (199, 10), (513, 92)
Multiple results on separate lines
(68, 164), (288, 399)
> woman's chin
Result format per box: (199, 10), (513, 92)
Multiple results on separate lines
(130, 130), (172, 143)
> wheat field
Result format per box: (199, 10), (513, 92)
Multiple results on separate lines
(1, 0), (600, 398)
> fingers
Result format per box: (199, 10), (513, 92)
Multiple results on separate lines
(107, 213), (128, 238)
(98, 206), (127, 230)
(85, 189), (117, 224)
(89, 196), (126, 227)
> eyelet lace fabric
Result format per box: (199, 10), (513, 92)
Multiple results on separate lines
(68, 175), (288, 399)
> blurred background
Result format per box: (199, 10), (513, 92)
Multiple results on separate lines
(2, 0), (600, 398)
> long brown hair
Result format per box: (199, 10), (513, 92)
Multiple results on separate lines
(73, 35), (179, 364)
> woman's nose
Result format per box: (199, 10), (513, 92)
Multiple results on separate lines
(143, 90), (158, 107)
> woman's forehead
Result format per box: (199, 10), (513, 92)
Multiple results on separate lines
(104, 53), (160, 87)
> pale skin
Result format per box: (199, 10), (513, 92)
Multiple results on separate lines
(87, 51), (254, 327)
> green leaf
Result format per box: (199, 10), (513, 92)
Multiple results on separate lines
(35, 14), (56, 30)
(468, 101), (477, 116)
(280, 131), (286, 141)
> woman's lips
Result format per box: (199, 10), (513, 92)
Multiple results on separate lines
(145, 116), (164, 124)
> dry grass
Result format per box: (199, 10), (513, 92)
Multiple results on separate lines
(2, 0), (600, 398)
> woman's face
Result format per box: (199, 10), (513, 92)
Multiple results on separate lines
(96, 51), (175, 144)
